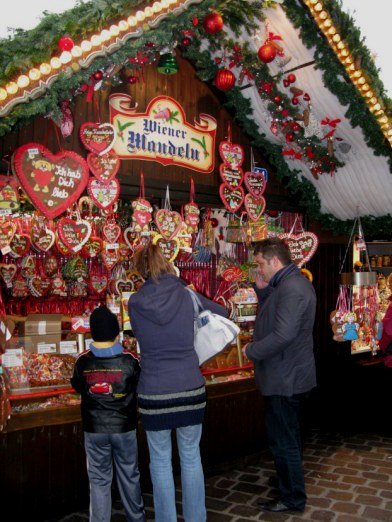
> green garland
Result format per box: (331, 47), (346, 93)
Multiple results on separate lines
(0, 0), (391, 236)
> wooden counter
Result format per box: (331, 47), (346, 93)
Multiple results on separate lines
(0, 378), (265, 521)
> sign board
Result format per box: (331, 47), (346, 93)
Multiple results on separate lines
(109, 94), (217, 173)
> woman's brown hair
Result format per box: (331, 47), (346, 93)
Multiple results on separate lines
(133, 243), (176, 281)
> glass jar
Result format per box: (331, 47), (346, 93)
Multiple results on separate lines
(383, 254), (391, 267)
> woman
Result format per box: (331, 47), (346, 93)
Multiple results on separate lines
(128, 244), (227, 522)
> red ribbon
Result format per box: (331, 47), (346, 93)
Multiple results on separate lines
(282, 149), (302, 159)
(321, 117), (341, 128)
(268, 32), (283, 42)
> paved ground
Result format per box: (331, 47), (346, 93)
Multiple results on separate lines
(53, 429), (392, 521)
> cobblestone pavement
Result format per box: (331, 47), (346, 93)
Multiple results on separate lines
(55, 429), (392, 521)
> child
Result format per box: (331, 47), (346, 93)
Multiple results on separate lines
(71, 305), (145, 522)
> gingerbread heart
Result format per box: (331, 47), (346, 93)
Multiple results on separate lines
(115, 279), (135, 294)
(219, 183), (244, 213)
(244, 194), (266, 222)
(278, 232), (319, 267)
(87, 177), (120, 210)
(219, 164), (244, 188)
(31, 226), (55, 252)
(152, 234), (180, 262)
(12, 143), (89, 219)
(101, 247), (119, 270)
(244, 169), (267, 198)
(103, 222), (121, 243)
(56, 235), (72, 256)
(132, 198), (153, 232)
(0, 220), (16, 251)
(9, 233), (31, 258)
(0, 263), (17, 286)
(12, 274), (29, 298)
(89, 274), (108, 295)
(218, 141), (244, 168)
(21, 255), (36, 278)
(82, 236), (103, 258)
(80, 123), (116, 155)
(0, 181), (20, 212)
(57, 218), (91, 253)
(87, 150), (120, 183)
(43, 256), (58, 277)
(29, 276), (52, 297)
(155, 209), (183, 240)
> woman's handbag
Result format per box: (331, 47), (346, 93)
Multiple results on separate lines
(187, 288), (240, 365)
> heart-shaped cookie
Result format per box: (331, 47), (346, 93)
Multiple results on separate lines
(218, 141), (244, 168)
(244, 194), (266, 222)
(0, 181), (20, 212)
(89, 274), (108, 295)
(12, 143), (89, 219)
(0, 263), (17, 286)
(103, 222), (121, 243)
(56, 235), (72, 255)
(155, 209), (183, 240)
(57, 218), (91, 253)
(0, 220), (17, 250)
(28, 276), (52, 297)
(219, 184), (244, 213)
(244, 169), (267, 198)
(12, 274), (29, 298)
(124, 227), (137, 250)
(80, 123), (116, 155)
(87, 177), (120, 210)
(9, 233), (31, 258)
(132, 198), (153, 232)
(101, 247), (119, 270)
(115, 279), (135, 295)
(219, 164), (244, 188)
(21, 255), (36, 278)
(31, 226), (55, 252)
(87, 150), (120, 183)
(82, 236), (103, 258)
(278, 232), (319, 267)
(152, 234), (180, 262)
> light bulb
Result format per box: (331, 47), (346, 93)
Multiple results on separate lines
(0, 88), (7, 101)
(81, 40), (92, 52)
(91, 35), (102, 47)
(100, 30), (110, 42)
(40, 63), (52, 75)
(71, 46), (83, 57)
(135, 10), (146, 21)
(60, 51), (72, 64)
(118, 20), (128, 31)
(6, 82), (18, 94)
(17, 75), (30, 88)
(50, 57), (62, 69)
(110, 25), (120, 36)
(128, 16), (137, 26)
(29, 68), (41, 81)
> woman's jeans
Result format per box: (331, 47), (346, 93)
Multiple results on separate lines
(146, 424), (206, 522)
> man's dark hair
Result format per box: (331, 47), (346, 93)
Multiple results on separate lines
(253, 238), (292, 266)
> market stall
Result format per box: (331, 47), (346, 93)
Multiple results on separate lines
(0, 0), (390, 519)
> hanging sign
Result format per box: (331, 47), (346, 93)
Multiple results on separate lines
(109, 94), (217, 173)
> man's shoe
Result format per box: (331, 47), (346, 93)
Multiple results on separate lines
(257, 500), (302, 513)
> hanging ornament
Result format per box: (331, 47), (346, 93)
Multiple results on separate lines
(58, 100), (74, 138)
(181, 36), (192, 47)
(270, 120), (279, 135)
(214, 68), (235, 91)
(127, 75), (138, 84)
(157, 53), (179, 75)
(184, 178), (200, 234)
(257, 42), (277, 63)
(93, 70), (103, 82)
(203, 12), (223, 34)
(58, 36), (74, 52)
(0, 175), (19, 212)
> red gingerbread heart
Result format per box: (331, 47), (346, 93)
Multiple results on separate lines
(87, 178), (120, 210)
(218, 141), (244, 168)
(244, 194), (266, 222)
(244, 170), (267, 198)
(0, 220), (16, 250)
(80, 123), (116, 155)
(82, 236), (103, 258)
(278, 232), (319, 267)
(9, 233), (31, 258)
(57, 218), (91, 253)
(219, 184), (244, 213)
(103, 222), (121, 243)
(12, 143), (89, 219)
(87, 150), (120, 183)
(155, 209), (183, 240)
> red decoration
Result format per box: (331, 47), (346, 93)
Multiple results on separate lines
(93, 70), (103, 82)
(87, 151), (120, 183)
(13, 143), (89, 219)
(245, 194), (266, 222)
(244, 171), (267, 198)
(219, 183), (244, 213)
(87, 178), (120, 210)
(285, 133), (295, 143)
(274, 95), (281, 104)
(57, 218), (92, 253)
(281, 109), (289, 117)
(181, 36), (192, 47)
(127, 75), (138, 84)
(215, 68), (235, 91)
(257, 43), (277, 63)
(303, 93), (311, 102)
(192, 17), (199, 26)
(58, 36), (74, 51)
(287, 73), (296, 84)
(80, 123), (116, 155)
(291, 97), (299, 105)
(292, 122), (301, 132)
(283, 79), (290, 88)
(219, 164), (244, 188)
(278, 232), (319, 267)
(203, 12), (223, 34)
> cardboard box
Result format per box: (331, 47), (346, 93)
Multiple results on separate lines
(19, 314), (63, 337)
(20, 334), (61, 354)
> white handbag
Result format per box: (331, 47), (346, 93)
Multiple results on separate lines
(187, 288), (240, 365)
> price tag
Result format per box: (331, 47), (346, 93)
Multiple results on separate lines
(85, 338), (93, 350)
(0, 209), (12, 216)
(38, 321), (47, 335)
(37, 343), (57, 354)
(59, 340), (78, 354)
(1, 246), (11, 255)
(106, 243), (119, 250)
(2, 348), (23, 367)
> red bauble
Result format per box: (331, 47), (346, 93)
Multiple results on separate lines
(58, 35), (74, 52)
(285, 133), (295, 143)
(93, 70), (103, 81)
(292, 122), (301, 132)
(291, 97), (299, 105)
(268, 209), (279, 218)
(257, 42), (277, 63)
(203, 12), (223, 34)
(192, 17), (199, 26)
(210, 218), (219, 228)
(283, 79), (290, 88)
(80, 83), (89, 92)
(127, 76), (138, 84)
(274, 95), (281, 104)
(215, 68), (235, 91)
(303, 93), (311, 101)
(181, 36), (192, 47)
(281, 109), (289, 117)
(287, 73), (296, 84)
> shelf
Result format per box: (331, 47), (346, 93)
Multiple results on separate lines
(202, 363), (253, 376)
(9, 385), (74, 401)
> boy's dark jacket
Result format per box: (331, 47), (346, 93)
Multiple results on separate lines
(71, 342), (140, 433)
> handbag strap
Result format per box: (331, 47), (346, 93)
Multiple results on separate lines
(186, 287), (204, 321)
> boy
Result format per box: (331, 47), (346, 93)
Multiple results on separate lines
(71, 305), (145, 521)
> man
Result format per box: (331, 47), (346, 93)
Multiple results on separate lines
(243, 237), (316, 513)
